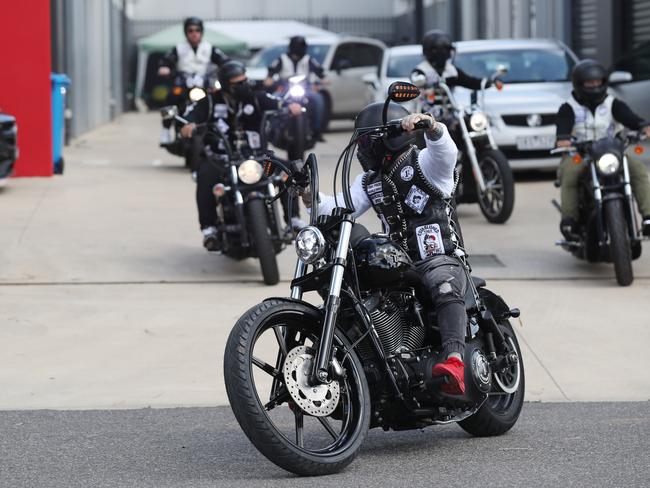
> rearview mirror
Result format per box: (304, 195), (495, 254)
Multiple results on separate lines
(495, 64), (509, 75)
(410, 72), (427, 88)
(609, 70), (633, 84)
(387, 81), (420, 102)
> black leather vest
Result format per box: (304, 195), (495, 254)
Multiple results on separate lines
(362, 146), (463, 263)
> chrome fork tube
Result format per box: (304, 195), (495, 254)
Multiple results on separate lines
(458, 114), (487, 192)
(314, 217), (353, 383)
(290, 261), (307, 299)
(622, 155), (639, 236)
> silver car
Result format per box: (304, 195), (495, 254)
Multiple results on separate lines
(247, 36), (386, 127)
(366, 39), (580, 170)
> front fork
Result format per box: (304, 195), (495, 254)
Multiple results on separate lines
(456, 112), (487, 192)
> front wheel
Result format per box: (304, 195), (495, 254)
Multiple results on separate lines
(605, 198), (634, 286)
(287, 114), (305, 161)
(224, 299), (371, 476)
(459, 320), (525, 436)
(246, 199), (280, 285)
(476, 149), (515, 224)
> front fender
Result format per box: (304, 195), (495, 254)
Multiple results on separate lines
(263, 297), (323, 319)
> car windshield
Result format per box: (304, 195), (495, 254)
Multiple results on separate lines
(248, 44), (329, 68)
(386, 53), (424, 77)
(455, 48), (574, 83)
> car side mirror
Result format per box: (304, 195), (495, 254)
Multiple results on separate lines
(362, 72), (379, 90)
(410, 72), (427, 88)
(335, 58), (352, 74)
(609, 70), (633, 84)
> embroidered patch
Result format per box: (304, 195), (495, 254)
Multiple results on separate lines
(415, 223), (445, 259)
(405, 185), (429, 214)
(246, 131), (261, 149)
(213, 103), (228, 119)
(371, 192), (385, 205)
(216, 118), (230, 134)
(597, 104), (608, 116)
(366, 182), (383, 194)
(243, 104), (255, 115)
(400, 165), (414, 181)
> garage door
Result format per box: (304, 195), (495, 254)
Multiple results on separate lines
(572, 0), (598, 59)
(629, 0), (650, 47)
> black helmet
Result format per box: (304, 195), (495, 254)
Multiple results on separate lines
(422, 30), (453, 70)
(183, 17), (204, 34)
(355, 102), (413, 152)
(218, 60), (247, 91)
(288, 36), (308, 57)
(571, 59), (608, 106)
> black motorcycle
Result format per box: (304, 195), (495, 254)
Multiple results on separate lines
(223, 82), (525, 475)
(163, 105), (288, 285)
(411, 69), (515, 224)
(160, 70), (217, 170)
(552, 134), (648, 286)
(265, 74), (316, 161)
(0, 111), (18, 185)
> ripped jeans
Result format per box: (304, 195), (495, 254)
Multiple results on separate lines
(416, 255), (468, 359)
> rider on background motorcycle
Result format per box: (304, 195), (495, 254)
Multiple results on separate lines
(555, 59), (650, 239)
(179, 61), (302, 251)
(265, 36), (327, 142)
(157, 17), (229, 144)
(302, 102), (468, 395)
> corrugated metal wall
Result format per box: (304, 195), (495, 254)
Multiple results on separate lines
(51, 0), (126, 138)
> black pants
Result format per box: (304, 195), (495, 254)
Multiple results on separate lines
(195, 159), (300, 229)
(416, 255), (468, 358)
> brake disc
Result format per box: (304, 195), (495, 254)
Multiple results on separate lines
(282, 345), (340, 417)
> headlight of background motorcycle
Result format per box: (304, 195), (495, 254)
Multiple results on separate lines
(469, 112), (488, 132)
(237, 159), (264, 185)
(188, 87), (207, 102)
(596, 153), (620, 175)
(288, 84), (305, 98)
(295, 226), (326, 264)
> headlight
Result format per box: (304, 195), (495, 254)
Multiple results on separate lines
(288, 84), (305, 98)
(295, 226), (326, 264)
(188, 87), (207, 102)
(237, 159), (263, 184)
(596, 153), (620, 175)
(469, 112), (488, 132)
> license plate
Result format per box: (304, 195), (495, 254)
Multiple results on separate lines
(515, 135), (556, 151)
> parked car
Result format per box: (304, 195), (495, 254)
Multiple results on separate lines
(0, 111), (17, 185)
(247, 36), (386, 129)
(366, 39), (579, 170)
(610, 41), (650, 121)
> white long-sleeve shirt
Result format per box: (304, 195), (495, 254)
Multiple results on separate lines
(315, 124), (458, 218)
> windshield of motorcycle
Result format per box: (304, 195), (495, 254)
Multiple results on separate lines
(455, 49), (575, 83)
(247, 44), (329, 68)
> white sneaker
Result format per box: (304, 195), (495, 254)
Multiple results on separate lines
(159, 127), (174, 145)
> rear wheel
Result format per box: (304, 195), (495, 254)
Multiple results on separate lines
(477, 150), (515, 224)
(246, 199), (280, 286)
(224, 299), (371, 475)
(459, 320), (525, 437)
(605, 198), (633, 286)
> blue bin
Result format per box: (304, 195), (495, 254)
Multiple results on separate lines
(51, 73), (71, 174)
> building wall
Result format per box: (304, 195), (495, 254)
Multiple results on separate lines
(51, 0), (126, 138)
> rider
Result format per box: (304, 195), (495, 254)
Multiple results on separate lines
(265, 36), (327, 142)
(555, 59), (650, 238)
(158, 17), (229, 144)
(179, 61), (302, 250)
(303, 102), (468, 395)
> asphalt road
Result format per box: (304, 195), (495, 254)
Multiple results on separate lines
(1, 402), (649, 488)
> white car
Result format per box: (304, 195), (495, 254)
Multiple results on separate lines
(247, 36), (386, 127)
(366, 39), (581, 170)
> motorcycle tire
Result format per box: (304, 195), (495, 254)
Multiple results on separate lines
(287, 114), (305, 161)
(459, 320), (525, 437)
(246, 199), (280, 286)
(476, 149), (515, 224)
(224, 299), (371, 476)
(605, 198), (634, 286)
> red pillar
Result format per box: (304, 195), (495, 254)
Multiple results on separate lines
(0, 1), (52, 177)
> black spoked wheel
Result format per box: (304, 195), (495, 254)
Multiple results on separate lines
(459, 320), (525, 436)
(605, 198), (634, 286)
(246, 199), (280, 286)
(224, 299), (370, 476)
(477, 150), (515, 224)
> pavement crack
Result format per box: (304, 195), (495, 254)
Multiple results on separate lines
(517, 330), (571, 401)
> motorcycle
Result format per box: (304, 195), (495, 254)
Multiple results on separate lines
(223, 82), (525, 475)
(159, 70), (217, 170)
(266, 74), (316, 161)
(161, 104), (288, 285)
(551, 134), (648, 286)
(411, 68), (515, 224)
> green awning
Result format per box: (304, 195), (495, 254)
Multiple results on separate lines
(137, 24), (247, 54)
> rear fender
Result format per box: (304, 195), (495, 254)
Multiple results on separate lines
(478, 288), (512, 321)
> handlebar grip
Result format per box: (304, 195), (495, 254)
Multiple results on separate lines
(413, 119), (432, 130)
